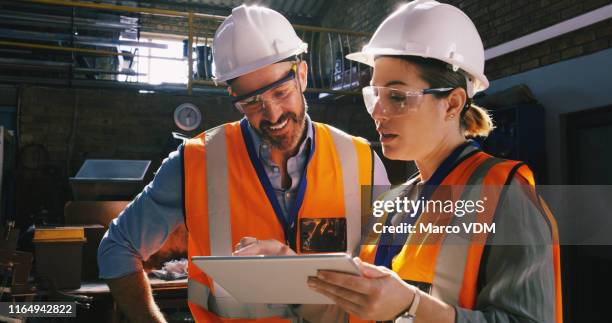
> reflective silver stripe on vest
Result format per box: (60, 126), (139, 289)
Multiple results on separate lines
(188, 279), (211, 309)
(209, 298), (296, 320)
(194, 124), (295, 320)
(190, 280), (295, 321)
(327, 125), (362, 257)
(431, 157), (504, 305)
(204, 125), (234, 303)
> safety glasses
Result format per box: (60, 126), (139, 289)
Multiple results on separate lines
(362, 86), (454, 116)
(232, 64), (298, 114)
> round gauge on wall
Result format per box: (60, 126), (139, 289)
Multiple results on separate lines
(174, 103), (202, 131)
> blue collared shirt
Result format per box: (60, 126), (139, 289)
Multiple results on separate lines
(98, 115), (389, 279)
(246, 116), (314, 221)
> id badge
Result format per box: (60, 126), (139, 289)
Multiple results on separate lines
(299, 217), (347, 253)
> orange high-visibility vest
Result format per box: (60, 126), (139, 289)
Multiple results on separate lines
(184, 120), (373, 322)
(351, 151), (562, 323)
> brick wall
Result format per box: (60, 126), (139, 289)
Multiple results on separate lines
(18, 87), (239, 167)
(321, 0), (612, 80)
(0, 85), (17, 106)
(16, 86), (240, 226)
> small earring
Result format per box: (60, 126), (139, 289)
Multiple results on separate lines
(449, 114), (455, 119)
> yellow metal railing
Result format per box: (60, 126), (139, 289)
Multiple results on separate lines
(5, 0), (372, 95)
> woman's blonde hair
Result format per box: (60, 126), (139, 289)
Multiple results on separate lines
(461, 100), (494, 138)
(385, 55), (495, 138)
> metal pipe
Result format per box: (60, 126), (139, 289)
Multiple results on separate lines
(0, 11), (139, 31)
(21, 0), (369, 36)
(0, 29), (168, 49)
(0, 40), (132, 57)
(202, 19), (211, 80)
(317, 33), (325, 90)
(188, 12), (194, 95)
(338, 33), (345, 91)
(327, 32), (334, 90)
(0, 48), (31, 55)
(21, 0), (226, 21)
(16, 85), (22, 162)
(69, 6), (75, 85)
(73, 68), (144, 76)
(309, 31), (316, 89)
(0, 75), (222, 94)
(0, 57), (72, 67)
(191, 79), (222, 87)
(0, 40), (187, 61)
(293, 24), (371, 37)
(345, 34), (353, 89)
(304, 88), (360, 96)
(0, 63), (67, 72)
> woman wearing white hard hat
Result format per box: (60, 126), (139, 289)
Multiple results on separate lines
(307, 1), (562, 322)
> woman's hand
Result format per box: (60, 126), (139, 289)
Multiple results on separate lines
(307, 257), (416, 321)
(232, 236), (296, 256)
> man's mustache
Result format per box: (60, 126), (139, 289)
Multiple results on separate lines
(260, 113), (298, 130)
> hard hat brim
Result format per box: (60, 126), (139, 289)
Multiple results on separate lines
(346, 49), (489, 94)
(213, 43), (308, 83)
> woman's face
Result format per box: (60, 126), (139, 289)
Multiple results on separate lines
(370, 57), (450, 161)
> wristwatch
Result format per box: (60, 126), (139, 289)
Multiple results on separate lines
(394, 286), (421, 323)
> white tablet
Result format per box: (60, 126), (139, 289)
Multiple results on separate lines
(191, 253), (360, 304)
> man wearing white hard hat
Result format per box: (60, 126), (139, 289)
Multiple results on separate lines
(98, 4), (389, 322)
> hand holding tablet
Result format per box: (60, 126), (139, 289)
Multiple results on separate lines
(191, 253), (360, 304)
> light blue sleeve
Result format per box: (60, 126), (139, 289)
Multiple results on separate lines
(97, 148), (185, 279)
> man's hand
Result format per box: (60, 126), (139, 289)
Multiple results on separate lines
(233, 237), (296, 256)
(106, 270), (166, 323)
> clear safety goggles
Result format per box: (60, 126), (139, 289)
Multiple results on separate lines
(362, 86), (454, 116)
(232, 64), (299, 115)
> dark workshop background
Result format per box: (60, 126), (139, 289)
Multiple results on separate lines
(1, 0), (612, 322)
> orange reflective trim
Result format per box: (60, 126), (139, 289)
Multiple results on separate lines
(348, 315), (372, 323)
(352, 137), (374, 233)
(393, 152), (493, 283)
(516, 164), (536, 186)
(299, 123), (345, 219)
(352, 137), (372, 187)
(186, 121), (371, 321)
(537, 193), (563, 323)
(458, 159), (521, 308)
(358, 244), (378, 264)
(187, 235), (212, 290)
(224, 122), (286, 247)
(354, 151), (493, 323)
(440, 151), (492, 186)
(552, 243), (563, 323)
(297, 123), (347, 253)
(516, 167), (562, 322)
(184, 132), (213, 290)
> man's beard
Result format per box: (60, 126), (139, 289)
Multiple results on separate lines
(256, 103), (307, 152)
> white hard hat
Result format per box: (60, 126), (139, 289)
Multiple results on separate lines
(212, 5), (308, 83)
(346, 0), (489, 97)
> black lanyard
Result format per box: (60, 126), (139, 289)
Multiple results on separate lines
(240, 119), (315, 250)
